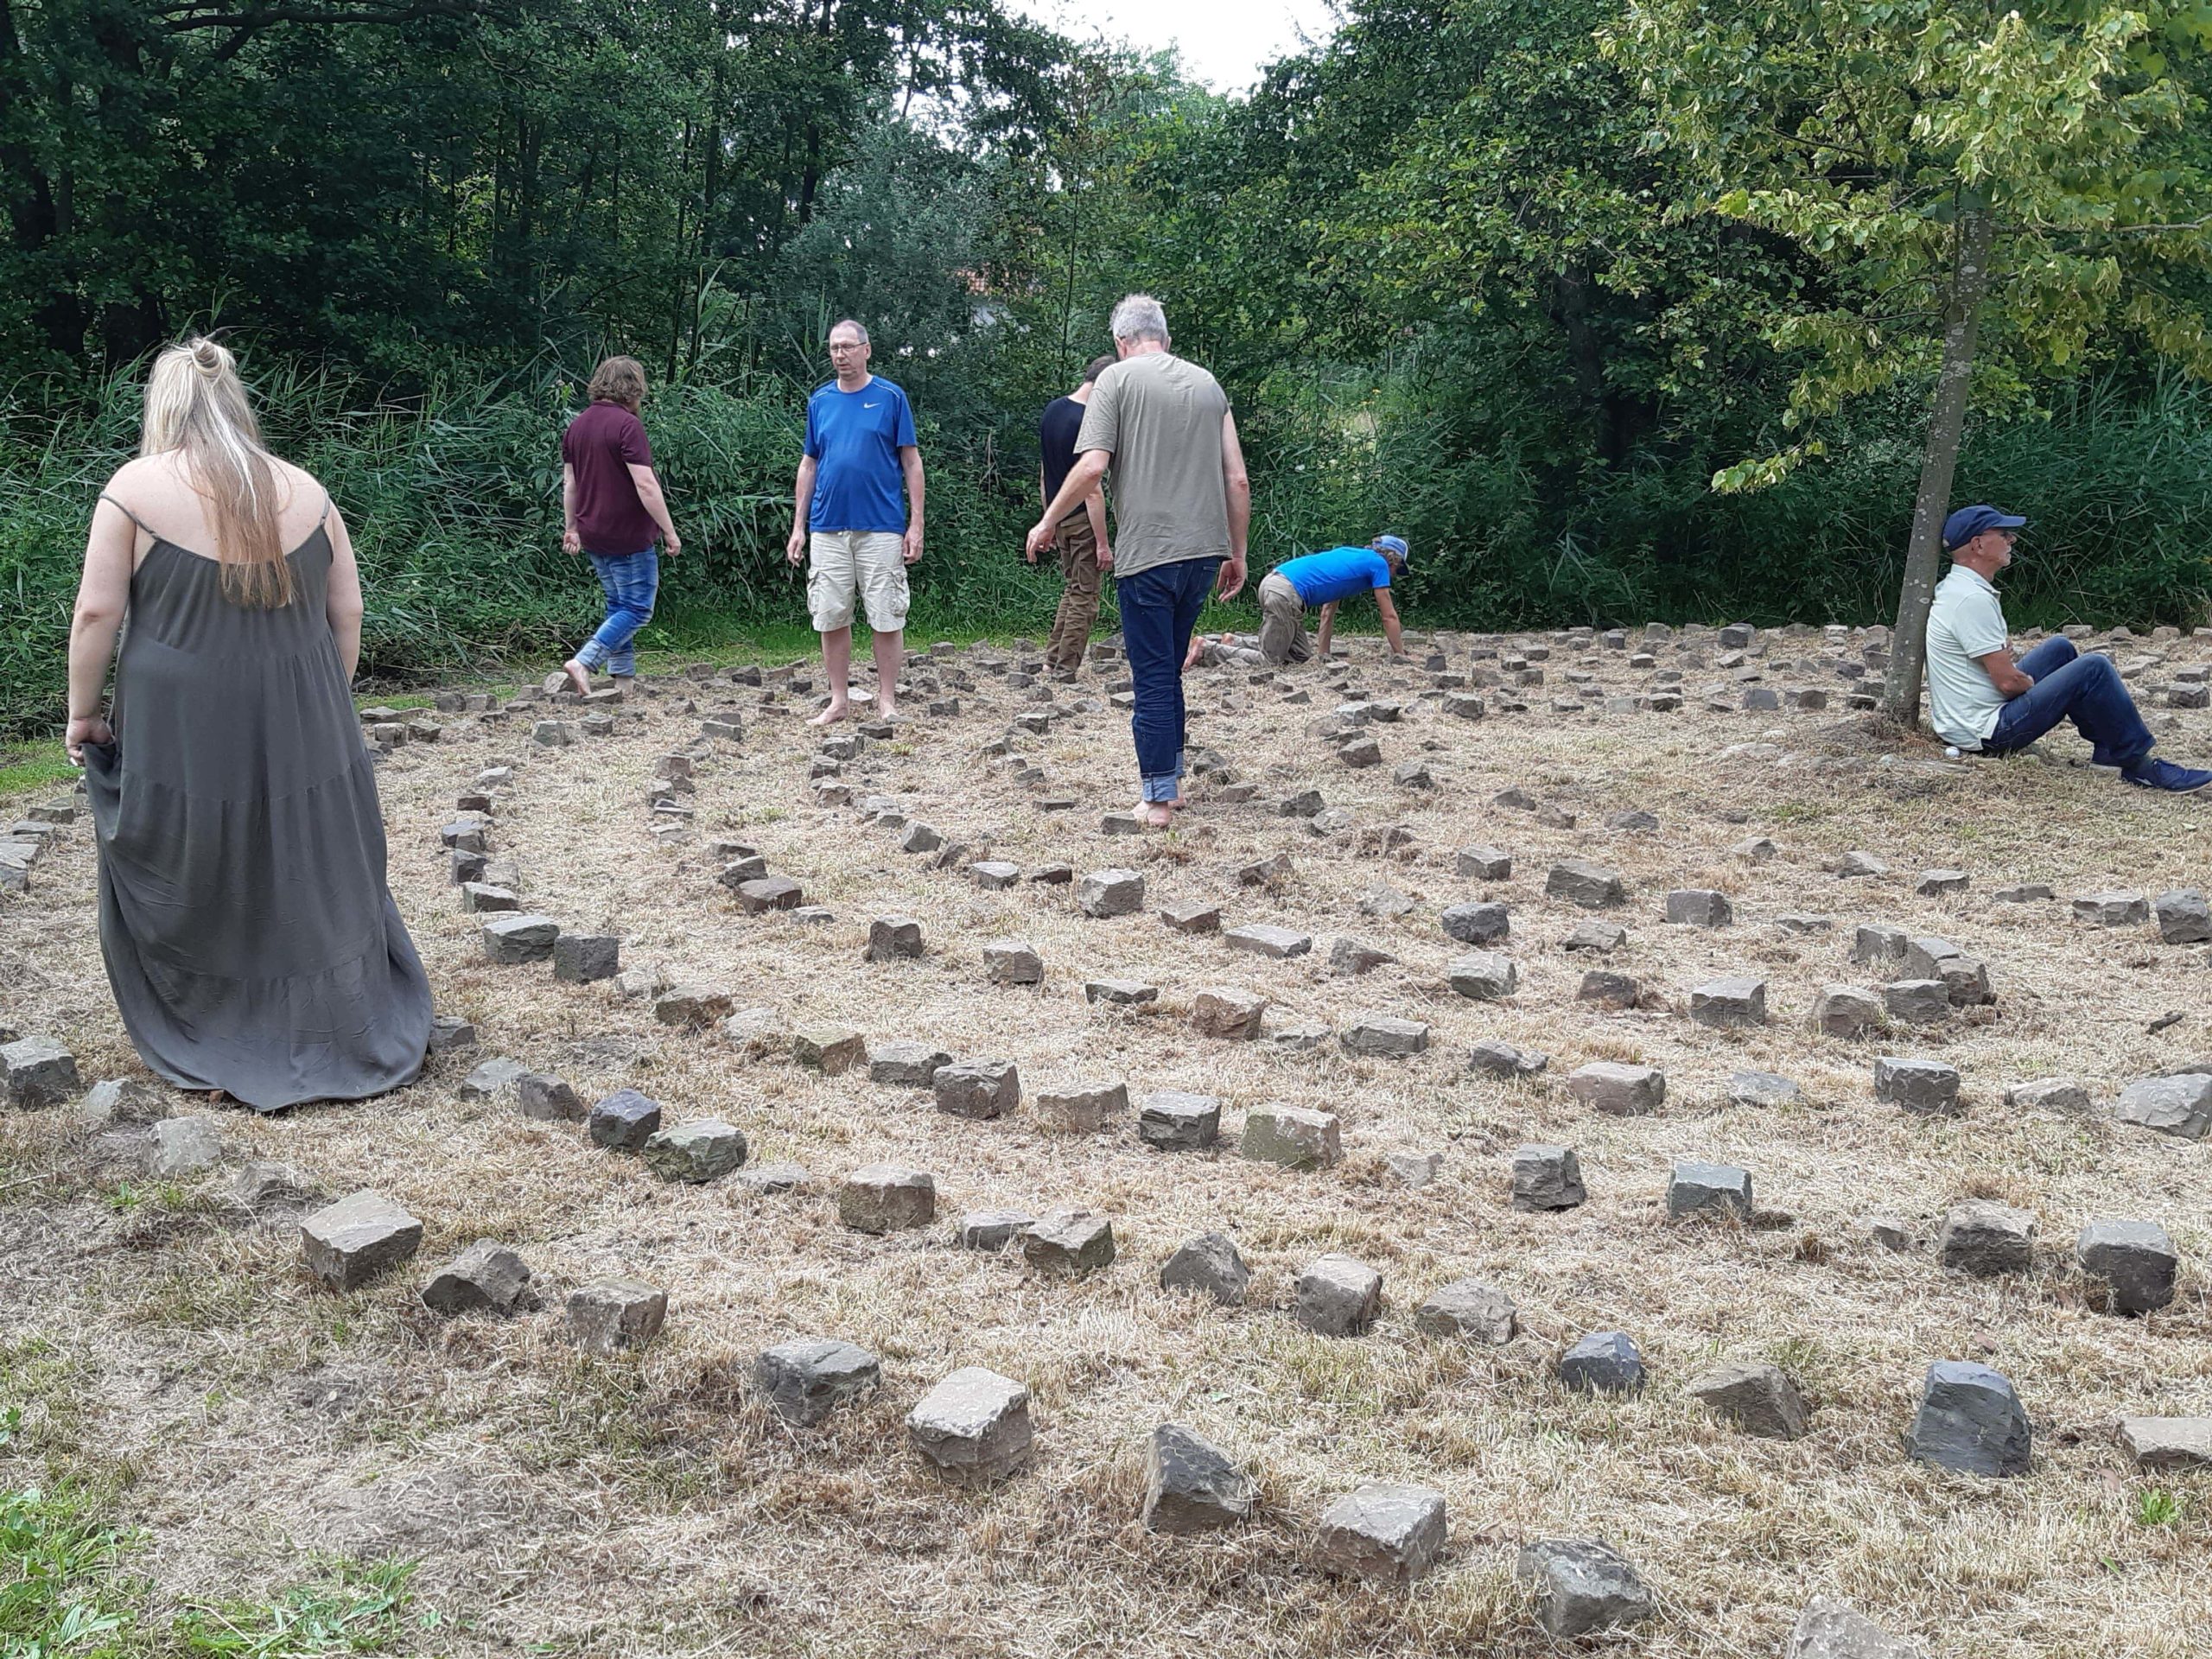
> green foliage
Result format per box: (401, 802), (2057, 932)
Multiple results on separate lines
(2135, 1487), (2182, 1528)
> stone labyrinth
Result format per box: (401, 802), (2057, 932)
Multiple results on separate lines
(3, 618), (2211, 1656)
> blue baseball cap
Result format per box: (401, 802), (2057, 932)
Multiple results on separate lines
(1373, 534), (1410, 566)
(1942, 505), (2026, 552)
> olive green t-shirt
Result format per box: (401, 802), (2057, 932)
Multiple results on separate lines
(1073, 353), (1230, 578)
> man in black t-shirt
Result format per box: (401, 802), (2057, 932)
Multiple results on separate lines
(1029, 353), (1117, 676)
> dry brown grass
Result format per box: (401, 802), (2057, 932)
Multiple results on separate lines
(3, 624), (2212, 1656)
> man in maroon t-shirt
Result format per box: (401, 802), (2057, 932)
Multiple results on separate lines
(550, 356), (681, 694)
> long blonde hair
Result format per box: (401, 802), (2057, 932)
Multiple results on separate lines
(140, 337), (292, 608)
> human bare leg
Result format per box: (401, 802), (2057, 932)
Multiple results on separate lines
(810, 626), (853, 725)
(872, 628), (905, 719)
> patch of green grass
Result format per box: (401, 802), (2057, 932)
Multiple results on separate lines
(176, 1559), (421, 1656)
(2136, 1487), (2182, 1528)
(0, 742), (73, 797)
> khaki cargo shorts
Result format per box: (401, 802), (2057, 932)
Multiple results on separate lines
(1256, 570), (1313, 664)
(808, 531), (909, 632)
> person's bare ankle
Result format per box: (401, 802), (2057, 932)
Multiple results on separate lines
(561, 658), (590, 696)
(808, 700), (849, 726)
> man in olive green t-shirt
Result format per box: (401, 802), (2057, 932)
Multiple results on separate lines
(1025, 295), (1250, 827)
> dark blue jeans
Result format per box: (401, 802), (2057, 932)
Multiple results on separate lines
(578, 549), (658, 677)
(1118, 556), (1222, 802)
(1985, 637), (2154, 770)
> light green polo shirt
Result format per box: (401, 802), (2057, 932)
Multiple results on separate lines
(1924, 564), (2011, 747)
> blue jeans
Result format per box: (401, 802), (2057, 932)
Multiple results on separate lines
(577, 549), (658, 676)
(1985, 637), (2155, 770)
(1118, 556), (1221, 802)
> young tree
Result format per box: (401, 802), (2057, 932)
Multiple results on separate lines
(1605, 1), (2212, 722)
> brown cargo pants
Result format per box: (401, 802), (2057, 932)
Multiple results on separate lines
(1046, 512), (1104, 673)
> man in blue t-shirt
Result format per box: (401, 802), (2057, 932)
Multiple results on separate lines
(784, 318), (925, 723)
(1254, 536), (1408, 665)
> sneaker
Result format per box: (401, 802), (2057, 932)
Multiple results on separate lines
(2122, 758), (2212, 793)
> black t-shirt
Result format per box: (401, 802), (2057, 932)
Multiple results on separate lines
(1039, 394), (1085, 512)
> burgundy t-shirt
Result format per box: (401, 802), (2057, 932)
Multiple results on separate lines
(561, 401), (659, 553)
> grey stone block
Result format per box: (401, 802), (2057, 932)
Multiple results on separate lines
(1159, 1231), (1250, 1305)
(2076, 1218), (2177, 1313)
(1938, 1202), (2036, 1275)
(1667, 1160), (1752, 1219)
(1470, 1040), (1548, 1079)
(1413, 1278), (1516, 1343)
(1815, 985), (1885, 1037)
(149, 1116), (223, 1177)
(1688, 1362), (1808, 1439)
(569, 1277), (666, 1353)
(1240, 1105), (1342, 1168)
(2119, 1417), (2212, 1470)
(1874, 1057), (1961, 1115)
(1440, 902), (1510, 945)
(936, 1058), (1020, 1119)
(1515, 1538), (1653, 1637)
(2005, 1077), (2089, 1113)
(1084, 976), (1160, 1004)
(1546, 859), (1627, 907)
(1035, 1079), (1128, 1133)
(1690, 976), (1766, 1027)
(1906, 1360), (2030, 1476)
(1315, 1484), (1446, 1582)
(1192, 987), (1268, 1038)
(1783, 1599), (1927, 1659)
(1666, 888), (1733, 926)
(1077, 868), (1145, 917)
(906, 1367), (1033, 1484)
(1456, 845), (1512, 880)
(839, 1165), (936, 1233)
(864, 916), (925, 962)
(1223, 923), (1313, 959)
(1138, 1091), (1220, 1149)
(1560, 1330), (1645, 1394)
(868, 1041), (950, 1086)
(792, 1026), (865, 1074)
(2073, 890), (2148, 925)
(1340, 1015), (1430, 1058)
(1883, 980), (1950, 1024)
(753, 1338), (880, 1427)
(2115, 1073), (2212, 1139)
(1728, 1069), (1802, 1107)
(422, 1240), (536, 1315)
(552, 934), (620, 982)
(1, 1036), (82, 1109)
(1512, 1143), (1584, 1210)
(1142, 1423), (1255, 1533)
(1294, 1253), (1382, 1336)
(1446, 950), (1518, 1001)
(2154, 888), (2212, 944)
(1567, 1062), (1664, 1116)
(481, 912), (560, 963)
(959, 1210), (1034, 1251)
(301, 1191), (423, 1291)
(588, 1089), (662, 1150)
(642, 1118), (748, 1183)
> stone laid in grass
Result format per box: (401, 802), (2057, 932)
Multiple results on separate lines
(936, 1059), (1021, 1119)
(735, 875), (804, 913)
(1294, 1254), (1382, 1337)
(983, 940), (1045, 985)
(568, 1278), (666, 1354)
(1223, 924), (1313, 959)
(907, 1368), (1033, 1485)
(552, 934), (620, 982)
(1316, 1485), (1447, 1583)
(642, 1119), (748, 1183)
(1034, 1080), (1128, 1133)
(421, 1241), (537, 1316)
(588, 1089), (662, 1150)
(864, 916), (925, 961)
(1560, 1330), (1645, 1395)
(1191, 987), (1268, 1039)
(1515, 1539), (1654, 1639)
(2073, 890), (2149, 925)
(1814, 985), (1885, 1038)
(1906, 1361), (2030, 1476)
(1687, 1363), (1808, 1440)
(481, 913), (560, 963)
(1667, 1160), (1752, 1220)
(1160, 1232), (1250, 1305)
(1689, 976), (1766, 1027)
(1440, 902), (1510, 945)
(1728, 1069), (1802, 1107)
(1340, 1015), (1430, 1058)
(1875, 1057), (1961, 1115)
(1546, 859), (1627, 908)
(1077, 868), (1145, 918)
(2114, 1072), (2212, 1139)
(1085, 977), (1160, 1004)
(1413, 1279), (1516, 1344)
(960, 1211), (1033, 1252)
(2076, 1219), (2177, 1313)
(1142, 1424), (1255, 1534)
(1665, 888), (1733, 927)
(1024, 1211), (1116, 1275)
(1160, 901), (1224, 934)
(1470, 1040), (1548, 1079)
(654, 985), (734, 1028)
(1446, 951), (1518, 1001)
(2119, 1418), (2212, 1471)
(868, 1042), (951, 1087)
(753, 1339), (881, 1427)
(1457, 845), (1512, 880)
(792, 1027), (865, 1075)
(1784, 1599), (1928, 1659)
(1512, 1144), (1585, 1211)
(149, 1116), (222, 1177)
(301, 1191), (423, 1292)
(2154, 888), (2212, 944)
(838, 1165), (937, 1233)
(1138, 1091), (1221, 1150)
(1240, 1105), (1342, 1168)
(1567, 1062), (1665, 1116)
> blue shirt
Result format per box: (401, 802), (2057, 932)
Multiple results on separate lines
(1276, 545), (1392, 606)
(804, 376), (918, 533)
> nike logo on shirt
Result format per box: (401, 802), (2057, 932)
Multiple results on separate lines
(864, 402), (880, 409)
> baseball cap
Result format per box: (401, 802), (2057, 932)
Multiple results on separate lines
(1942, 505), (2026, 552)
(1373, 534), (1410, 566)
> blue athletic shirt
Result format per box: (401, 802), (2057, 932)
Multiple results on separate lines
(804, 376), (918, 533)
(1276, 545), (1392, 606)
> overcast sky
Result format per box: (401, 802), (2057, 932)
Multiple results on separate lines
(1014, 0), (1342, 92)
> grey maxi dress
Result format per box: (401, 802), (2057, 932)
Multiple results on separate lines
(81, 499), (432, 1111)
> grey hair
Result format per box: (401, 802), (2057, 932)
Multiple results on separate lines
(828, 318), (870, 346)
(1109, 294), (1170, 346)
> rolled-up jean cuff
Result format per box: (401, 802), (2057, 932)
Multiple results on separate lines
(575, 639), (608, 670)
(1142, 775), (1179, 804)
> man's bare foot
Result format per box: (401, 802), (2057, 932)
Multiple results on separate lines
(1135, 802), (1174, 829)
(875, 696), (898, 721)
(809, 700), (849, 727)
(560, 658), (590, 696)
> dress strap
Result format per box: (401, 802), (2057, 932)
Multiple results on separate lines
(98, 493), (156, 535)
(317, 491), (332, 527)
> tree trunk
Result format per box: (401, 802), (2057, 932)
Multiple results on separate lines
(1881, 201), (1995, 725)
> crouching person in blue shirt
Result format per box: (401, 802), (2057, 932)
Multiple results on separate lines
(1252, 536), (1408, 666)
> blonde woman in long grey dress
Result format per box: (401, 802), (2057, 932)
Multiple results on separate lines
(64, 338), (432, 1111)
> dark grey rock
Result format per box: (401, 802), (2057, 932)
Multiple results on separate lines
(2073, 890), (2148, 926)
(148, 1116), (222, 1177)
(2004, 1077), (2090, 1113)
(1446, 950), (1518, 1001)
(301, 1191), (423, 1291)
(1077, 868), (1145, 918)
(1938, 1202), (2036, 1275)
(642, 1118), (748, 1183)
(1223, 923), (1313, 959)
(1853, 924), (1910, 965)
(1024, 1211), (1116, 1275)
(1240, 1105), (1341, 1168)
(1560, 1330), (1645, 1394)
(1515, 1538), (1654, 1637)
(2115, 1072), (2212, 1138)
(983, 939), (1044, 985)
(1884, 980), (1950, 1025)
(1294, 1253), (1382, 1336)
(753, 1338), (881, 1427)
(1340, 1015), (1429, 1058)
(517, 1073), (584, 1122)
(2154, 888), (2212, 944)
(1875, 1057), (1961, 1115)
(1139, 1091), (1221, 1149)
(654, 984), (734, 1028)
(1, 1036), (82, 1109)
(1160, 1231), (1250, 1305)
(230, 1160), (324, 1214)
(588, 1089), (662, 1150)
(1457, 845), (1512, 880)
(1328, 937), (1396, 976)
(1688, 1362), (1808, 1439)
(960, 1210), (1034, 1251)
(1689, 976), (1766, 1027)
(1440, 902), (1510, 946)
(1192, 987), (1268, 1039)
(552, 934), (620, 982)
(1561, 919), (1628, 953)
(1159, 900), (1223, 933)
(1815, 985), (1885, 1038)
(936, 1058), (1020, 1119)
(1512, 1143), (1584, 1210)
(1577, 969), (1640, 1008)
(1470, 1040), (1548, 1079)
(1084, 976), (1160, 1004)
(1906, 1360), (2031, 1476)
(1785, 1598), (1928, 1659)
(1728, 1069), (1802, 1107)
(1668, 1160), (1752, 1219)
(868, 1041), (951, 1086)
(1665, 888), (1733, 927)
(1567, 1062), (1664, 1115)
(422, 1240), (537, 1315)
(1142, 1423), (1255, 1533)
(1546, 859), (1627, 908)
(481, 913), (560, 963)
(2076, 1218), (2177, 1313)
(864, 915), (925, 962)
(1034, 1079), (1128, 1133)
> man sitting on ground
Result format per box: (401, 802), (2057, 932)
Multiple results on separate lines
(1255, 535), (1408, 665)
(1925, 504), (2210, 791)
